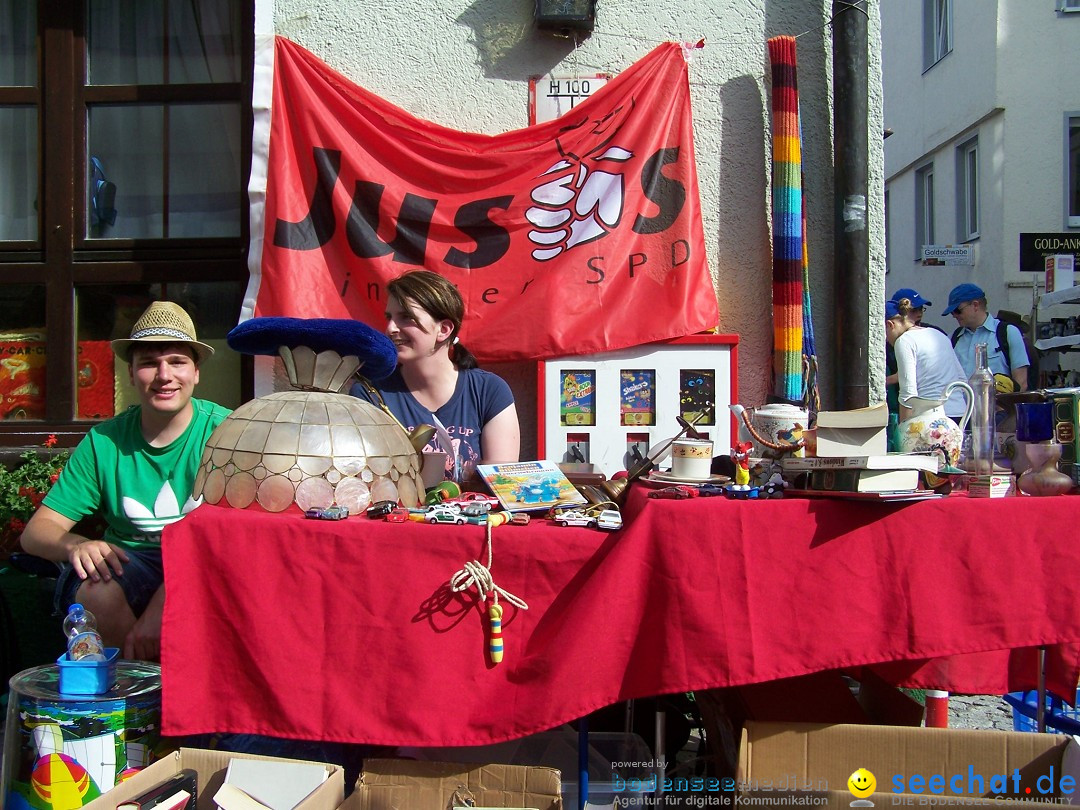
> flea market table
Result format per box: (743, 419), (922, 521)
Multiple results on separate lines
(159, 489), (1080, 745)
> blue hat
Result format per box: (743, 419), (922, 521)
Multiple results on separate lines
(892, 287), (931, 309)
(941, 283), (985, 316)
(885, 300), (900, 320)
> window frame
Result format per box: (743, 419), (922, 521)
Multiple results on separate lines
(956, 136), (980, 243)
(1058, 0), (1080, 13)
(923, 0), (953, 71)
(0, 2), (254, 447)
(1068, 113), (1080, 229)
(915, 163), (935, 259)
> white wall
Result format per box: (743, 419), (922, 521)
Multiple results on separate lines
(883, 0), (1080, 328)
(262, 0), (885, 454)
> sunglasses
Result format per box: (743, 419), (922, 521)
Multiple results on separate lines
(951, 302), (974, 316)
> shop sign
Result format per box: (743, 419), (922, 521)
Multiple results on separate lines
(921, 244), (974, 266)
(1019, 232), (1080, 272)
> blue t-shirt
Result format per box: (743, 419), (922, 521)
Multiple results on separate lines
(350, 367), (514, 474)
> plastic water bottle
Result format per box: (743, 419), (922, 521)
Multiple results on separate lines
(63, 603), (106, 661)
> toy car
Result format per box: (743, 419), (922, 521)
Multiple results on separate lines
(305, 505), (350, 520)
(384, 507), (410, 523)
(451, 492), (500, 508)
(647, 485), (699, 499)
(425, 506), (467, 525)
(697, 483), (727, 497)
(553, 510), (598, 528)
(366, 500), (397, 518)
(509, 513), (531, 526)
(594, 509), (623, 531)
(458, 502), (492, 517)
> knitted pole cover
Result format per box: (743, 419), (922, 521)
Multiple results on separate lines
(767, 35), (804, 404)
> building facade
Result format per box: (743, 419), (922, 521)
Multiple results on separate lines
(882, 0), (1080, 338)
(1, 0), (886, 457)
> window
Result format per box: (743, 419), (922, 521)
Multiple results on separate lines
(0, 1), (253, 443)
(957, 137), (979, 242)
(1059, 0), (1080, 12)
(915, 164), (935, 257)
(1069, 115), (1080, 228)
(923, 0), (953, 70)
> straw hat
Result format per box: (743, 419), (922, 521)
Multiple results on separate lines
(111, 301), (215, 363)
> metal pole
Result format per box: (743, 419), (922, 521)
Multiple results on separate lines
(833, 0), (871, 409)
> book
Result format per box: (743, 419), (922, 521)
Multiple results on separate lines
(477, 460), (588, 513)
(784, 489), (944, 502)
(807, 467), (921, 494)
(781, 453), (940, 473)
(117, 769), (197, 810)
(223, 758), (329, 810)
(811, 402), (889, 457)
(814, 401), (889, 428)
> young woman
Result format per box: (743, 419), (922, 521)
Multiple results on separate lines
(351, 270), (520, 480)
(886, 296), (968, 422)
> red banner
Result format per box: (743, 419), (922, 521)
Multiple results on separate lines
(249, 38), (718, 363)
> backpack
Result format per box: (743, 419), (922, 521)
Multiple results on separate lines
(951, 316), (1041, 390)
(89, 156), (117, 228)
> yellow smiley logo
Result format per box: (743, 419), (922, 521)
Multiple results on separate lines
(848, 768), (876, 799)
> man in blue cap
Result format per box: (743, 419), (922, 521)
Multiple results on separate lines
(942, 282), (1030, 391)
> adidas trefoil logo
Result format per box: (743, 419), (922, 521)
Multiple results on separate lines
(123, 482), (203, 542)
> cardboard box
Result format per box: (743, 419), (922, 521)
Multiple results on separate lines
(344, 759), (562, 810)
(82, 748), (344, 810)
(734, 721), (1080, 810)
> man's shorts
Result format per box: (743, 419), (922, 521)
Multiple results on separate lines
(54, 546), (164, 618)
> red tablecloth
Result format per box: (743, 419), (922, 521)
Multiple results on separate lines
(160, 490), (1080, 745)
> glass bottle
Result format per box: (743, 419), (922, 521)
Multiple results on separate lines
(968, 342), (996, 475)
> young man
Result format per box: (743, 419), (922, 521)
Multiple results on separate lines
(943, 282), (1030, 391)
(20, 301), (230, 661)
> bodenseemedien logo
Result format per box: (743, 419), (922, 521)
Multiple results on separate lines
(848, 769), (877, 807)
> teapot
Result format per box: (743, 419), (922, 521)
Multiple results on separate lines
(729, 402), (807, 457)
(896, 381), (974, 470)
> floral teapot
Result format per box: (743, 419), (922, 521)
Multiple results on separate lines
(896, 381), (974, 470)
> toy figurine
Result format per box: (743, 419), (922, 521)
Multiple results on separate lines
(731, 441), (754, 489)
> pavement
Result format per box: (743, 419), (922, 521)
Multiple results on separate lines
(947, 693), (1018, 731)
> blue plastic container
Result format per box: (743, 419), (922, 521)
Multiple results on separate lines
(56, 647), (119, 695)
(1003, 689), (1080, 734)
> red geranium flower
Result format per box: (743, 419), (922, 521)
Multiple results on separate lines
(45, 434), (58, 448)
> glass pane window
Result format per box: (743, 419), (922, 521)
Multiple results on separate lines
(87, 102), (242, 238)
(0, 0), (37, 87)
(0, 106), (38, 241)
(923, 0), (953, 70)
(915, 164), (935, 256)
(957, 137), (979, 242)
(0, 285), (47, 421)
(1069, 117), (1079, 227)
(88, 0), (241, 85)
(76, 282), (244, 419)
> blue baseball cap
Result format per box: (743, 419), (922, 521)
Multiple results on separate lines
(885, 299), (900, 320)
(941, 283), (985, 316)
(891, 288), (931, 309)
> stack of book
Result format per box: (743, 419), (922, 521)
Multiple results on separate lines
(781, 453), (940, 494)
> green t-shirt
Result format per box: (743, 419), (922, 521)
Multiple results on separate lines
(44, 398), (231, 550)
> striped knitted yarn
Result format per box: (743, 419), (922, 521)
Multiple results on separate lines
(768, 35), (804, 404)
